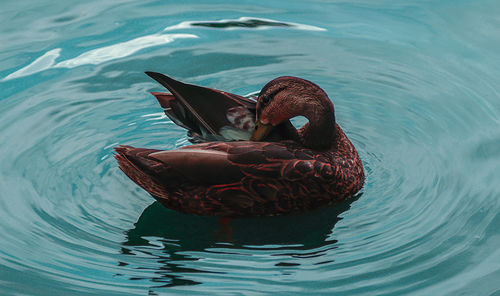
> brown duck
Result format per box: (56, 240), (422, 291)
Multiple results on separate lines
(115, 72), (364, 217)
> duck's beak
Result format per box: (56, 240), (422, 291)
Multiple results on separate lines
(250, 120), (273, 141)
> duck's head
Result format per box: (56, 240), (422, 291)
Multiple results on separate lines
(251, 76), (336, 149)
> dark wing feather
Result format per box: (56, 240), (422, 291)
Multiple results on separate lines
(151, 92), (196, 131)
(146, 71), (255, 136)
(146, 72), (299, 142)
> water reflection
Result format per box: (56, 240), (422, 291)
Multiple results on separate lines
(120, 198), (357, 287)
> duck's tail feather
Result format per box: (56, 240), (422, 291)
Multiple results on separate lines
(114, 145), (172, 200)
(151, 92), (204, 136)
(146, 71), (257, 142)
(146, 71), (219, 135)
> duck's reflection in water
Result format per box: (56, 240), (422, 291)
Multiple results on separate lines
(119, 197), (357, 288)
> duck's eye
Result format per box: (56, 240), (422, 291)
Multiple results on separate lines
(261, 95), (271, 105)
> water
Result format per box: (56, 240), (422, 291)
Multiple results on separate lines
(1, 0), (500, 295)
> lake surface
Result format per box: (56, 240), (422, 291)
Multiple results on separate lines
(1, 0), (500, 295)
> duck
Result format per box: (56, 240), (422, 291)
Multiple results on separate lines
(114, 72), (364, 217)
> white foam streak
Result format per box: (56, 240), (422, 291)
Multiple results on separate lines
(3, 48), (61, 81)
(3, 33), (197, 81)
(56, 34), (197, 68)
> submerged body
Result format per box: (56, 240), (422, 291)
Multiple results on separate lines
(115, 72), (364, 217)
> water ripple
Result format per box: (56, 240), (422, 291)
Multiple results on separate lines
(1, 1), (500, 295)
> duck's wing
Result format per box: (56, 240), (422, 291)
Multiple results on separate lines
(146, 72), (298, 143)
(146, 71), (256, 141)
(115, 141), (344, 215)
(115, 141), (335, 190)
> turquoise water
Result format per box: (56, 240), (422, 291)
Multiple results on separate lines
(1, 0), (500, 294)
